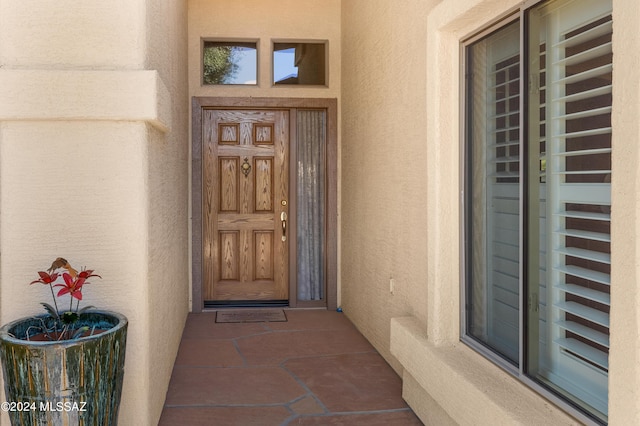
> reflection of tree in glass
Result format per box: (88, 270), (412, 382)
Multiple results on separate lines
(203, 46), (239, 84)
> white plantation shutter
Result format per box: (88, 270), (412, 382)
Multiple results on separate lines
(537, 0), (611, 415)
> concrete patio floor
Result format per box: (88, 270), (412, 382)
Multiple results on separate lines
(159, 309), (423, 425)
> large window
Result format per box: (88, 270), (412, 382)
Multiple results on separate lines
(464, 0), (612, 423)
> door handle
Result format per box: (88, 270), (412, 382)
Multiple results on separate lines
(281, 212), (287, 241)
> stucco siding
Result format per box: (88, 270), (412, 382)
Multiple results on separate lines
(145, 1), (190, 425)
(0, 0), (145, 70)
(0, 0), (189, 424)
(340, 0), (434, 375)
(609, 1), (640, 424)
(0, 122), (152, 424)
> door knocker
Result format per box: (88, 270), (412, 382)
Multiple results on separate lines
(241, 157), (251, 177)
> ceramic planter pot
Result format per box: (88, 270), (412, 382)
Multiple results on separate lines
(0, 311), (127, 426)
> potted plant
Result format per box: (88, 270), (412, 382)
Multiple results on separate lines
(0, 257), (127, 426)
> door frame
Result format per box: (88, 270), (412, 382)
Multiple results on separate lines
(191, 97), (338, 312)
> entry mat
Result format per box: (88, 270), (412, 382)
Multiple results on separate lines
(215, 309), (287, 323)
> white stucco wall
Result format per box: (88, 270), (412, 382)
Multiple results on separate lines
(341, 0), (432, 375)
(0, 122), (153, 425)
(0, 1), (189, 424)
(144, 2), (190, 424)
(608, 1), (640, 423)
(0, 0), (145, 69)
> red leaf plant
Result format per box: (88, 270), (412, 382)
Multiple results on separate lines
(28, 257), (102, 340)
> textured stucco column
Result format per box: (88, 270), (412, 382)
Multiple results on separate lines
(609, 1), (640, 424)
(0, 1), (189, 424)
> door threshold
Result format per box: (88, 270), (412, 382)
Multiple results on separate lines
(204, 300), (289, 309)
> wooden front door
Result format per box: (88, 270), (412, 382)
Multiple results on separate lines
(203, 109), (289, 302)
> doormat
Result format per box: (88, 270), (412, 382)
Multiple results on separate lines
(215, 309), (287, 323)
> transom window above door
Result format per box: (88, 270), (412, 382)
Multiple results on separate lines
(201, 39), (328, 86)
(273, 42), (327, 86)
(202, 41), (258, 85)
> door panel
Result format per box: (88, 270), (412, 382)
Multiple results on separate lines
(203, 110), (289, 302)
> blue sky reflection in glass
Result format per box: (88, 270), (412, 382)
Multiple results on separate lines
(273, 48), (297, 83)
(231, 47), (257, 84)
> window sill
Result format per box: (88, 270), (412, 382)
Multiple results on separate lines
(390, 316), (578, 425)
